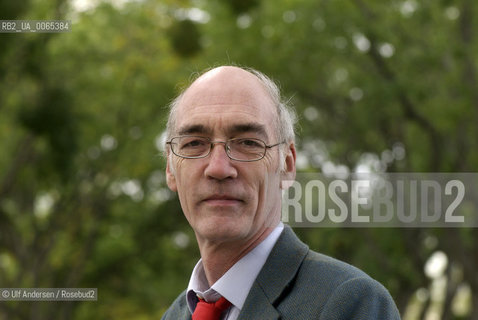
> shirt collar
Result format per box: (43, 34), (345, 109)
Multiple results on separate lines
(186, 222), (284, 314)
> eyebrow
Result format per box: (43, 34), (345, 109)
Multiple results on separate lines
(177, 124), (211, 136)
(228, 123), (269, 139)
(176, 122), (269, 139)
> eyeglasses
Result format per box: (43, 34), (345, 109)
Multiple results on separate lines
(166, 136), (283, 162)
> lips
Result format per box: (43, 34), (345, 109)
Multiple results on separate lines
(202, 194), (243, 205)
(205, 194), (241, 201)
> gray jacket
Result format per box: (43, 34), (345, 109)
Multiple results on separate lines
(161, 226), (401, 319)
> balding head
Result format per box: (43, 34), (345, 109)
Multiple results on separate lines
(181, 66), (271, 105)
(165, 66), (296, 147)
(177, 67), (277, 135)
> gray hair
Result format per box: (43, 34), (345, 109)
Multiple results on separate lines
(165, 66), (297, 158)
(245, 67), (297, 145)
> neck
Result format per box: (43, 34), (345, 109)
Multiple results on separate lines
(197, 225), (277, 286)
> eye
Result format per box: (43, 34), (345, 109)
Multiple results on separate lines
(235, 138), (264, 148)
(180, 137), (208, 149)
(243, 139), (260, 146)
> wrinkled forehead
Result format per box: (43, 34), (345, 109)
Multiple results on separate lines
(174, 68), (278, 138)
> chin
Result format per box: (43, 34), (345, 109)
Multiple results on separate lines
(197, 219), (248, 242)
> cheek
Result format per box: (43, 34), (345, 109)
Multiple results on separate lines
(167, 158), (190, 192)
(172, 160), (204, 207)
(262, 151), (281, 172)
(172, 159), (191, 183)
(253, 170), (280, 208)
(166, 157), (177, 191)
(247, 156), (281, 194)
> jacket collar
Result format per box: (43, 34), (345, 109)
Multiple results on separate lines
(238, 226), (309, 319)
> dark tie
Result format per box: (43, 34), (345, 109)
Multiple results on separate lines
(192, 296), (231, 320)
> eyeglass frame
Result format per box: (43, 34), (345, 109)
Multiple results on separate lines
(166, 135), (284, 162)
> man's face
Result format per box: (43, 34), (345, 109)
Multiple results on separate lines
(166, 67), (295, 245)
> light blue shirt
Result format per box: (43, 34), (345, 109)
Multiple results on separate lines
(186, 222), (284, 320)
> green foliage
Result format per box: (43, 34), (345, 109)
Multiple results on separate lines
(168, 19), (202, 57)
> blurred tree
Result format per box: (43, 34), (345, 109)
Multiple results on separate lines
(168, 19), (202, 57)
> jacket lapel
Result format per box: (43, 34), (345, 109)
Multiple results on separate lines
(237, 282), (281, 320)
(238, 226), (309, 319)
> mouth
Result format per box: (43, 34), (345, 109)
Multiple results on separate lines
(202, 194), (243, 206)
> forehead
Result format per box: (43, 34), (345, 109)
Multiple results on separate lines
(174, 68), (277, 138)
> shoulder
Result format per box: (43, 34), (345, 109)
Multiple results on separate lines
(271, 226), (371, 288)
(300, 249), (369, 287)
(320, 274), (400, 319)
(291, 249), (400, 319)
(269, 227), (400, 319)
(161, 290), (190, 320)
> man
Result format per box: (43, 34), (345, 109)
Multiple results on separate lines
(162, 66), (400, 319)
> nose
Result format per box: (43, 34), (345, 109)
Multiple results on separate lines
(204, 142), (238, 180)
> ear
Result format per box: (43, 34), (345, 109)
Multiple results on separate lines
(165, 152), (178, 192)
(280, 142), (296, 190)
